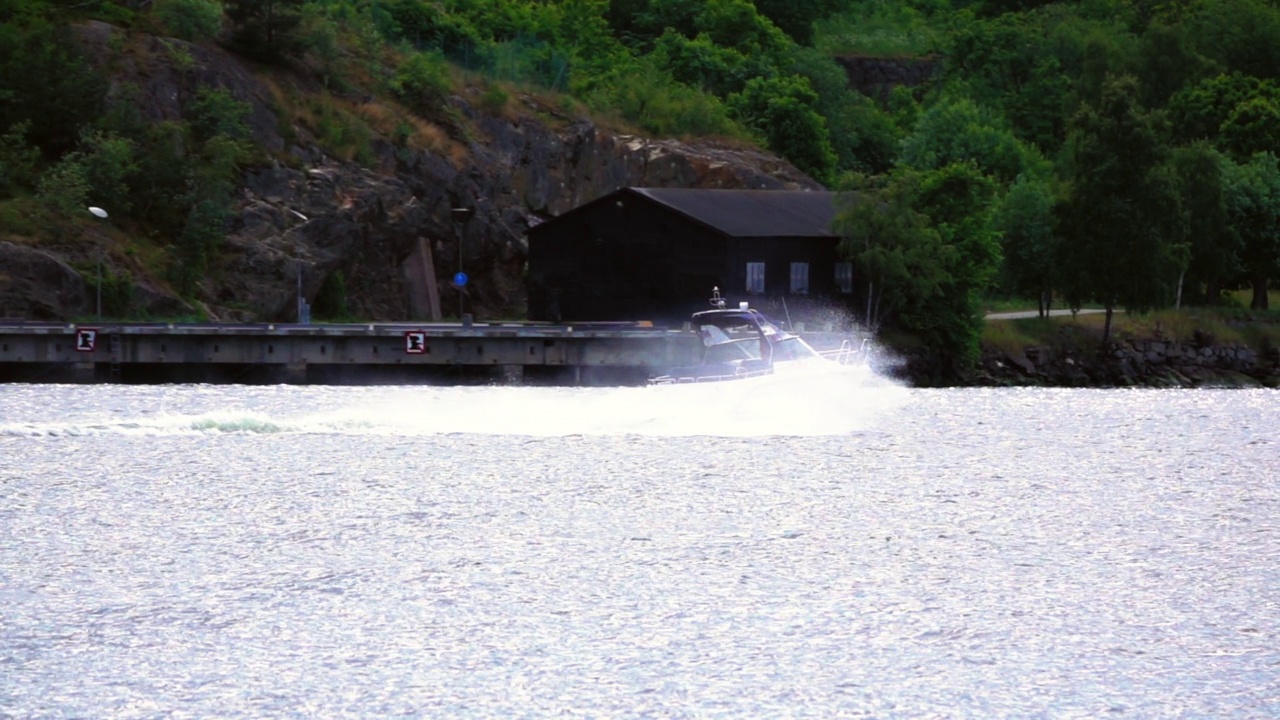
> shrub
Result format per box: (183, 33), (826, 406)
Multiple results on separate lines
(0, 121), (40, 198)
(173, 197), (229, 296)
(480, 84), (509, 114)
(154, 0), (224, 42)
(313, 271), (350, 319)
(94, 270), (135, 318)
(80, 130), (139, 217)
(187, 86), (251, 143)
(391, 50), (453, 116)
(36, 152), (90, 216)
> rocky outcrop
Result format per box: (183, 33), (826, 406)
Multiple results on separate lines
(0, 242), (90, 320)
(0, 22), (821, 323)
(973, 333), (1280, 388)
(834, 54), (941, 99)
(211, 106), (820, 322)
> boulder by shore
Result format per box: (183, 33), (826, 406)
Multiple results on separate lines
(967, 330), (1280, 389)
(869, 312), (1280, 388)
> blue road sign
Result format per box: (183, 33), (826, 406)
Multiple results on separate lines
(453, 272), (468, 287)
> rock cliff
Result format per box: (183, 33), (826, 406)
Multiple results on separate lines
(833, 54), (940, 100)
(0, 22), (820, 323)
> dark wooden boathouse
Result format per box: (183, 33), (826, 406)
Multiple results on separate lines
(526, 188), (852, 324)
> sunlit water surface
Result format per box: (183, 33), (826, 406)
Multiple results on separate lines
(1, 371), (1277, 718)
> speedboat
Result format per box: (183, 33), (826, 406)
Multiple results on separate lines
(649, 289), (861, 385)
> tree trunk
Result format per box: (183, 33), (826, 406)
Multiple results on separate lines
(1101, 304), (1114, 347)
(1175, 268), (1185, 310)
(1251, 277), (1270, 310)
(1206, 279), (1221, 305)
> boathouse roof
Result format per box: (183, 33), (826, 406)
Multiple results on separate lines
(530, 188), (841, 239)
(628, 188), (839, 238)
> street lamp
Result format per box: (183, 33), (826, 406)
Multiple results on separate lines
(88, 207), (108, 319)
(450, 207), (474, 321)
(288, 209), (309, 324)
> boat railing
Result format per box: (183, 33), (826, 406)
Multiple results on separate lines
(649, 364), (773, 385)
(817, 338), (869, 366)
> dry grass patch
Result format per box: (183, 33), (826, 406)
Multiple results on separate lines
(355, 100), (457, 157)
(983, 317), (1036, 358)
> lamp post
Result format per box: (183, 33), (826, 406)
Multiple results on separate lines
(88, 207), (108, 319)
(450, 207), (474, 321)
(288, 209), (309, 324)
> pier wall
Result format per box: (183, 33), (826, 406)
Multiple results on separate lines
(0, 323), (703, 386)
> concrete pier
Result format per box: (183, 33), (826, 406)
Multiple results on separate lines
(0, 321), (703, 386)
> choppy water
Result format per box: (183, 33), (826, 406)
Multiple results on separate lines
(1, 371), (1277, 718)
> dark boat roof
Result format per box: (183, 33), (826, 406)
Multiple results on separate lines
(692, 308), (769, 325)
(692, 308), (790, 337)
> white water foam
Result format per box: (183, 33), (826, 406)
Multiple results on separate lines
(0, 363), (907, 438)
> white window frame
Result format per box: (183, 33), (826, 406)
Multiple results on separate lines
(835, 262), (854, 294)
(789, 262), (810, 295)
(746, 262), (765, 294)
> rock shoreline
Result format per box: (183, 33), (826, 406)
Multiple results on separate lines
(970, 335), (1280, 388)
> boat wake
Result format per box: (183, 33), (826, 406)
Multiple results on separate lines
(0, 363), (906, 438)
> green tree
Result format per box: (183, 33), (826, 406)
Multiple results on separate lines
(631, 0), (698, 43)
(1135, 20), (1218, 108)
(1183, 0), (1280, 80)
(132, 121), (196, 236)
(752, 0), (840, 45)
(790, 46), (900, 175)
(187, 85), (252, 143)
(35, 151), (88, 216)
(223, 0), (303, 60)
(1168, 73), (1280, 146)
(586, 58), (737, 137)
(553, 0), (623, 78)
(0, 120), (39, 197)
(1057, 76), (1183, 344)
(1219, 96), (1280, 161)
(945, 12), (1074, 152)
(1171, 143), (1238, 305)
(1223, 152), (1280, 310)
(834, 171), (943, 333)
(606, 0), (653, 45)
(995, 174), (1058, 315)
(911, 162), (1002, 376)
(391, 50), (453, 117)
(154, 0), (224, 42)
(728, 74), (836, 185)
(0, 20), (106, 157)
(835, 163), (1001, 380)
(174, 196), (228, 296)
(899, 95), (1048, 184)
(79, 130), (139, 217)
(653, 29), (753, 97)
(694, 0), (790, 59)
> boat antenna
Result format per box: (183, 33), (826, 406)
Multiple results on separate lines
(710, 287), (726, 309)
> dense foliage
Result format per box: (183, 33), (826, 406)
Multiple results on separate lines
(2, 0), (1279, 369)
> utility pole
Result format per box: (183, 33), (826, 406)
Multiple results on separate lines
(88, 207), (109, 319)
(451, 207), (474, 321)
(289, 209), (309, 324)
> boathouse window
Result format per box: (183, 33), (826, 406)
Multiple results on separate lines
(835, 262), (854, 294)
(745, 262), (765, 294)
(789, 262), (809, 295)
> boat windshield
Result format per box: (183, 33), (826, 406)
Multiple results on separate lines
(770, 336), (822, 362)
(698, 321), (762, 346)
(698, 321), (764, 363)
